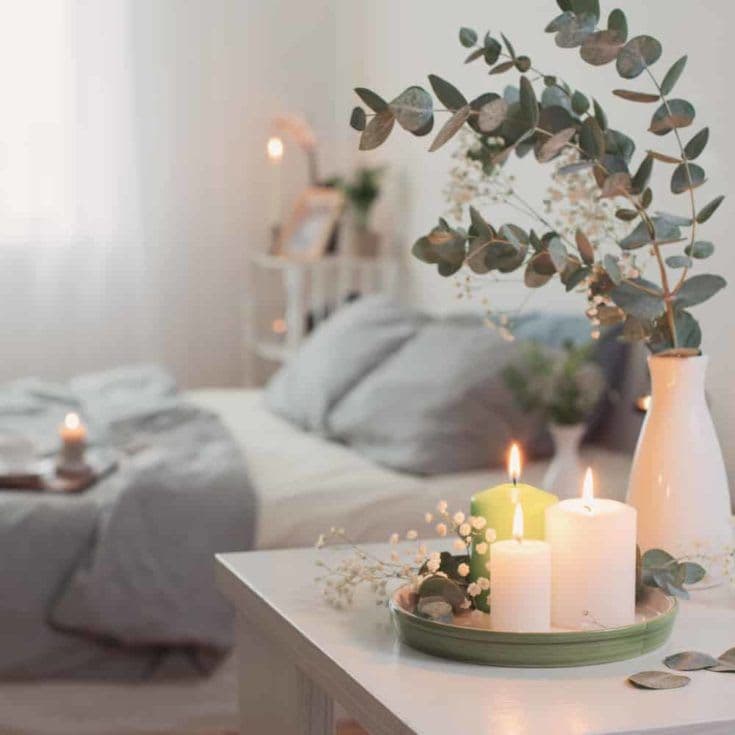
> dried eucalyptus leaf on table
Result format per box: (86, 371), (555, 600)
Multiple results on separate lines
(628, 671), (690, 690)
(664, 651), (719, 671)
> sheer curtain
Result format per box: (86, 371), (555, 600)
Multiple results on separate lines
(0, 0), (247, 387)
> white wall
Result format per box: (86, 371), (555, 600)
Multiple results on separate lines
(333, 0), (735, 482)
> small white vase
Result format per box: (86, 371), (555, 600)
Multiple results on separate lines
(543, 423), (586, 500)
(626, 355), (733, 566)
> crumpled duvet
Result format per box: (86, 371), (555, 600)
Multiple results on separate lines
(0, 365), (255, 679)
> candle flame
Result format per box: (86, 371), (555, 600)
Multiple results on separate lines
(512, 502), (524, 542)
(507, 442), (521, 484)
(266, 136), (284, 161)
(582, 467), (594, 506)
(64, 412), (80, 430)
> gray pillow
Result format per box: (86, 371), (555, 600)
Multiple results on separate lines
(266, 296), (426, 433)
(327, 316), (541, 475)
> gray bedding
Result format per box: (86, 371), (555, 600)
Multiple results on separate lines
(0, 366), (255, 679)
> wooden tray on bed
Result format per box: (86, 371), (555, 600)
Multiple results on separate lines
(0, 452), (118, 494)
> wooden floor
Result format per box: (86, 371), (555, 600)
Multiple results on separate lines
(337, 720), (369, 735)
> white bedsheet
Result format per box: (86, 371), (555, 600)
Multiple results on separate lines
(187, 389), (632, 549)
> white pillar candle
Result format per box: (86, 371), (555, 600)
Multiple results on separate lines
(545, 468), (637, 630)
(489, 503), (551, 632)
(57, 412), (88, 473)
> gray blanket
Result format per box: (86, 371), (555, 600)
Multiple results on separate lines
(0, 366), (255, 679)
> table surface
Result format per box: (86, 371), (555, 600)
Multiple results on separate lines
(217, 543), (735, 735)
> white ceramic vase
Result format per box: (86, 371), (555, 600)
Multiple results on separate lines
(627, 355), (732, 566)
(543, 423), (586, 500)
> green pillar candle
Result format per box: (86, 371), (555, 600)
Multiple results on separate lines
(470, 444), (558, 612)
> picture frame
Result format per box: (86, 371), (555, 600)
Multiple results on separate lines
(273, 186), (345, 259)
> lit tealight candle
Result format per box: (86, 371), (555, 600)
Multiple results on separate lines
(489, 502), (551, 632)
(545, 468), (637, 629)
(470, 443), (558, 611)
(57, 412), (88, 474)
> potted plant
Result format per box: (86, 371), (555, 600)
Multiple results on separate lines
(503, 341), (605, 498)
(347, 1), (730, 566)
(329, 166), (385, 257)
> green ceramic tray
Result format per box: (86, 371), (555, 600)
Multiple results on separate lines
(389, 585), (677, 667)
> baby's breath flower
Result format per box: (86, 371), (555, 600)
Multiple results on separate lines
(435, 522), (448, 537)
(485, 528), (497, 543)
(389, 533), (399, 545)
(477, 576), (491, 591)
(459, 522), (471, 537)
(453, 511), (465, 525)
(471, 516), (487, 530)
(406, 529), (418, 541)
(437, 500), (448, 514)
(424, 512), (433, 523)
(457, 562), (470, 577)
(475, 541), (488, 555)
(426, 551), (441, 573)
(467, 582), (481, 597)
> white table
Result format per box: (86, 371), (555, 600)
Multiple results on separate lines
(216, 544), (735, 735)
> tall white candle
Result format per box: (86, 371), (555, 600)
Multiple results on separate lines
(266, 136), (284, 229)
(545, 468), (637, 629)
(489, 502), (551, 632)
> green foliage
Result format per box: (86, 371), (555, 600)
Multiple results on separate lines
(348, 1), (727, 353)
(640, 548), (706, 599)
(329, 167), (385, 229)
(502, 341), (606, 425)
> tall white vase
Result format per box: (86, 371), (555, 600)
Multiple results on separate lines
(543, 423), (585, 500)
(627, 355), (732, 564)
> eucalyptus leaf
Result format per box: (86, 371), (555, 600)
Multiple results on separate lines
(484, 34), (502, 65)
(354, 87), (389, 113)
(575, 229), (595, 264)
(607, 8), (628, 42)
(613, 89), (660, 103)
(665, 255), (692, 269)
(525, 252), (556, 287)
(628, 671), (690, 690)
(611, 279), (665, 320)
(650, 99), (695, 136)
(696, 195), (725, 224)
(359, 109), (395, 150)
(428, 75), (467, 111)
(390, 86), (434, 133)
(671, 162), (705, 194)
(605, 129), (635, 162)
(349, 107), (366, 131)
(558, 160), (594, 175)
(429, 105), (471, 151)
(571, 0), (600, 19)
(631, 155), (654, 193)
(580, 117), (605, 158)
(619, 218), (681, 250)
(418, 575), (467, 611)
(682, 561), (706, 584)
(416, 596), (454, 623)
(537, 127), (576, 162)
(519, 76), (540, 130)
(604, 253), (622, 284)
(477, 98), (509, 133)
(685, 241), (714, 259)
(616, 36), (662, 79)
(676, 274), (727, 307)
(684, 127), (709, 160)
(465, 47), (485, 64)
(641, 187), (653, 208)
(707, 663), (735, 673)
(674, 310), (702, 350)
(564, 265), (591, 291)
(648, 150), (681, 164)
(660, 55), (687, 96)
(554, 12), (596, 48)
(580, 30), (624, 66)
(489, 60), (516, 75)
(615, 208), (638, 221)
(459, 27), (478, 48)
(655, 211), (692, 227)
(545, 11), (574, 33)
(515, 55), (532, 72)
(664, 651), (719, 671)
(642, 548), (675, 568)
(593, 98), (608, 130)
(548, 237), (568, 271)
(717, 648), (735, 665)
(541, 85), (572, 112)
(571, 90), (590, 114)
